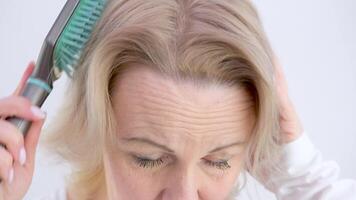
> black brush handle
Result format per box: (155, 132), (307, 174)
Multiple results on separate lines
(0, 78), (51, 149)
(0, 81), (50, 183)
(6, 37), (56, 137)
(6, 82), (50, 136)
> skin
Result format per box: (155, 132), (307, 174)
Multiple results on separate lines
(273, 58), (304, 143)
(0, 57), (303, 200)
(104, 65), (256, 199)
(0, 62), (46, 200)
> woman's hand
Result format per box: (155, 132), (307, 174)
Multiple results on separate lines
(0, 62), (46, 200)
(273, 57), (304, 144)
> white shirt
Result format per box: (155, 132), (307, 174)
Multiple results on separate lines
(38, 132), (356, 200)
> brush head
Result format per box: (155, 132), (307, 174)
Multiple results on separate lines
(54, 0), (107, 77)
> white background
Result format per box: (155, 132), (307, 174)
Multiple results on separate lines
(0, 0), (355, 199)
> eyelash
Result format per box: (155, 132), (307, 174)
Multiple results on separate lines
(133, 156), (231, 170)
(203, 159), (231, 170)
(134, 156), (164, 168)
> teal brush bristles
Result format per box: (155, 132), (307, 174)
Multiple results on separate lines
(54, 0), (107, 76)
(4, 0), (108, 137)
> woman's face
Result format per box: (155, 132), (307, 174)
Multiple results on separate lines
(104, 65), (256, 200)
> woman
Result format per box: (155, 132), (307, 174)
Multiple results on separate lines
(0, 0), (355, 199)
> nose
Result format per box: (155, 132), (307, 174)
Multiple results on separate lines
(161, 166), (200, 200)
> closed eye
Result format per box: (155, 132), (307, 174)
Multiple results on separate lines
(134, 156), (164, 168)
(133, 155), (231, 171)
(203, 159), (231, 170)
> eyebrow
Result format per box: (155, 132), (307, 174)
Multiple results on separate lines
(122, 137), (175, 153)
(121, 137), (246, 154)
(208, 141), (246, 153)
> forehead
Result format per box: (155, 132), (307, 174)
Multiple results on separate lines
(112, 65), (256, 143)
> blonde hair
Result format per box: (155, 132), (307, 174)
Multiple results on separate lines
(45, 0), (281, 198)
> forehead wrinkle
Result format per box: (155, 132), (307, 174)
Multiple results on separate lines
(117, 72), (255, 113)
(120, 85), (254, 129)
(119, 82), (252, 112)
(124, 82), (255, 116)
(130, 123), (251, 135)
(116, 64), (254, 110)
(130, 121), (253, 137)
(120, 123), (247, 148)
(117, 93), (255, 139)
(113, 65), (256, 140)
(130, 108), (254, 127)
(129, 102), (254, 129)
(125, 86), (255, 130)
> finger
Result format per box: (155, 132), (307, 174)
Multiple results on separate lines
(273, 57), (289, 91)
(272, 57), (292, 107)
(0, 146), (14, 183)
(0, 96), (45, 121)
(24, 116), (46, 168)
(0, 120), (25, 164)
(12, 62), (35, 96)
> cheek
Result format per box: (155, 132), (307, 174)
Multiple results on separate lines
(103, 151), (245, 199)
(201, 158), (244, 199)
(103, 151), (162, 199)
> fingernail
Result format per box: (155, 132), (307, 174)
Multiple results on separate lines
(8, 168), (14, 184)
(19, 147), (27, 166)
(31, 106), (45, 119)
